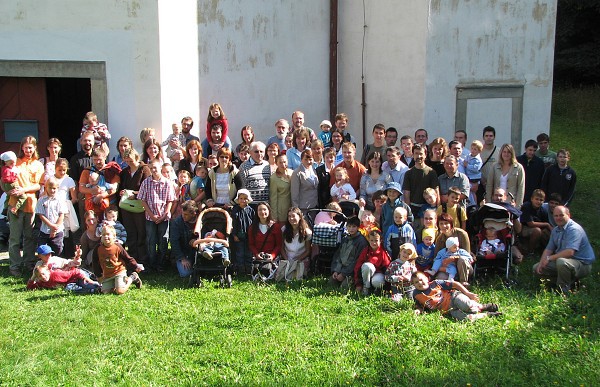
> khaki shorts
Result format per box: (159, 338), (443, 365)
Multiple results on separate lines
(102, 273), (128, 292)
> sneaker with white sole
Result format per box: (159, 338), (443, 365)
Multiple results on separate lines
(202, 251), (213, 260)
(130, 272), (143, 289)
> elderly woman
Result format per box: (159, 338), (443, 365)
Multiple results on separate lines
(177, 140), (202, 176)
(426, 137), (448, 176)
(359, 151), (391, 209)
(485, 143), (526, 208)
(291, 149), (319, 214)
(270, 153), (292, 224)
(205, 147), (242, 209)
(286, 128), (311, 170)
(119, 148), (151, 264)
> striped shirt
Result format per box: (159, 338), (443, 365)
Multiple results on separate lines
(239, 159), (271, 203)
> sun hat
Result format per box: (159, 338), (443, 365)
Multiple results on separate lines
(320, 120), (332, 128)
(1, 151), (17, 163)
(446, 237), (459, 249)
(385, 182), (403, 194)
(235, 189), (253, 203)
(422, 228), (436, 240)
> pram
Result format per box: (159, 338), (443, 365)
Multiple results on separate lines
(189, 207), (233, 288)
(306, 207), (353, 275)
(472, 203), (516, 283)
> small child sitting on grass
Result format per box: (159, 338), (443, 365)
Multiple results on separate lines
(92, 224), (144, 295)
(354, 230), (391, 296)
(330, 216), (368, 287)
(411, 271), (501, 321)
(385, 243), (418, 301)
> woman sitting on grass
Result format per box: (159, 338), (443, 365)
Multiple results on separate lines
(248, 202), (282, 263)
(277, 207), (312, 281)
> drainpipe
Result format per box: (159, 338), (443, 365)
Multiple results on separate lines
(329, 0), (338, 120)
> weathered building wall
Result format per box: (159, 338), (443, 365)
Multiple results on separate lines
(338, 1), (429, 151)
(0, 0), (200, 149)
(424, 0), (557, 149)
(197, 0), (330, 142)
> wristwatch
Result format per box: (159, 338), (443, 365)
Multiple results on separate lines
(545, 255), (551, 262)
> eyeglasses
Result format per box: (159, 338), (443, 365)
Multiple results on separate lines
(253, 150), (263, 154)
(277, 126), (286, 129)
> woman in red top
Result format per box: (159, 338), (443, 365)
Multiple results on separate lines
(248, 202), (282, 261)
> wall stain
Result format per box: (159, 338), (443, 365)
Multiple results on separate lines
(127, 1), (140, 17)
(253, 14), (269, 39)
(532, 2), (547, 23)
(198, 0), (226, 28)
(265, 51), (274, 67)
(235, 16), (243, 31)
(249, 55), (257, 68)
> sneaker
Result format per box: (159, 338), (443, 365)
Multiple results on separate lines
(222, 258), (231, 267)
(130, 272), (143, 289)
(481, 303), (498, 312)
(361, 287), (370, 296)
(390, 293), (403, 302)
(487, 311), (503, 318)
(202, 251), (213, 260)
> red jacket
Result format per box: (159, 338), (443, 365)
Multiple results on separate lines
(353, 245), (391, 286)
(248, 223), (282, 258)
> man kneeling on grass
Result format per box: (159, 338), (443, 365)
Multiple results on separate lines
(92, 224), (144, 294)
(411, 272), (501, 321)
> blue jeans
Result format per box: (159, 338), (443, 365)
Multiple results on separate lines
(203, 243), (229, 260)
(146, 220), (169, 270)
(233, 237), (252, 272)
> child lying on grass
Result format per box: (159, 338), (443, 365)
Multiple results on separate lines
(27, 265), (100, 292)
(411, 271), (502, 321)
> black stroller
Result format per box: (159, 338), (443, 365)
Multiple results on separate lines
(472, 203), (516, 283)
(189, 207), (233, 288)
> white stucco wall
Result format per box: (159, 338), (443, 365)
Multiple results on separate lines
(424, 0), (557, 148)
(0, 0), (201, 149)
(196, 0), (330, 144)
(338, 1), (429, 153)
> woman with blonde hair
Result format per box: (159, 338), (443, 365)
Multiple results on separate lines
(485, 143), (525, 207)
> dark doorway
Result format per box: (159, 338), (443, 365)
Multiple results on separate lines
(45, 78), (91, 160)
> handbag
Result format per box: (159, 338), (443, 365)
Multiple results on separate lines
(119, 189), (145, 213)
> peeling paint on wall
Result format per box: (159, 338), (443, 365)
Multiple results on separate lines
(198, 0), (226, 28)
(532, 2), (548, 23)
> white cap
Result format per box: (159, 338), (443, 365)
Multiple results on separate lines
(446, 237), (459, 249)
(235, 189), (253, 203)
(320, 120), (332, 128)
(0, 151), (17, 163)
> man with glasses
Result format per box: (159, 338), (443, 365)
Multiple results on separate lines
(239, 142), (271, 203)
(385, 127), (398, 147)
(266, 119), (289, 151)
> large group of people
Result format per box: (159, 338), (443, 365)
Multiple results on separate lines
(0, 106), (595, 308)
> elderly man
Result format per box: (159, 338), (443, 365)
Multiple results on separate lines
(329, 142), (366, 193)
(438, 155), (470, 204)
(239, 141), (271, 203)
(291, 111), (317, 141)
(382, 146), (409, 186)
(266, 118), (289, 151)
(533, 206), (595, 294)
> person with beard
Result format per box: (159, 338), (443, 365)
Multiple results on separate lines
(266, 119), (289, 151)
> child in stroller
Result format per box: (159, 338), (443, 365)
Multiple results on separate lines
(472, 203), (514, 281)
(190, 207), (233, 287)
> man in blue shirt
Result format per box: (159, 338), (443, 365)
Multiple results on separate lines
(533, 206), (595, 294)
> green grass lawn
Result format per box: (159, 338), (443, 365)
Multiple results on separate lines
(1, 88), (599, 386)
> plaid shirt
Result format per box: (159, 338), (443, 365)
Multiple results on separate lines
(137, 175), (176, 221)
